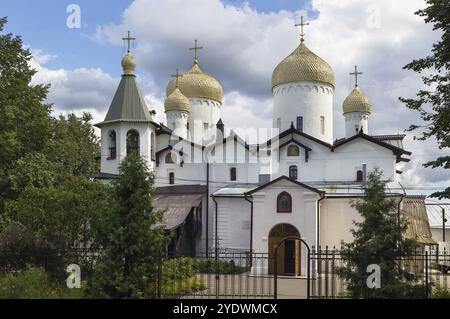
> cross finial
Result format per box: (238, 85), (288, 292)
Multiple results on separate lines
(171, 68), (183, 88)
(350, 65), (363, 87)
(295, 16), (310, 43)
(122, 31), (136, 53)
(189, 39), (204, 64)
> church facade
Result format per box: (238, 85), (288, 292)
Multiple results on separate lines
(95, 30), (434, 275)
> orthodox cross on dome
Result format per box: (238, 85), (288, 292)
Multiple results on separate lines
(350, 65), (363, 87)
(189, 39), (204, 64)
(122, 31), (136, 52)
(295, 16), (310, 42)
(171, 68), (183, 88)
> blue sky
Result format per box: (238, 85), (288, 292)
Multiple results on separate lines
(1, 0), (448, 191)
(1, 0), (311, 76)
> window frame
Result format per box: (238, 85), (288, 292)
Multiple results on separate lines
(289, 165), (298, 180)
(230, 167), (237, 181)
(277, 192), (292, 213)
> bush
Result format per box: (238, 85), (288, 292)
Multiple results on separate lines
(431, 286), (450, 299)
(193, 259), (247, 275)
(0, 267), (84, 299)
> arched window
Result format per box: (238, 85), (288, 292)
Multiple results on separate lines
(289, 165), (298, 180)
(277, 192), (292, 213)
(356, 170), (363, 182)
(126, 130), (140, 156)
(165, 152), (175, 164)
(151, 132), (155, 161)
(287, 145), (300, 157)
(169, 172), (175, 185)
(230, 167), (237, 181)
(107, 130), (116, 160)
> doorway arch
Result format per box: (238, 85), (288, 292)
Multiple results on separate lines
(268, 223), (301, 276)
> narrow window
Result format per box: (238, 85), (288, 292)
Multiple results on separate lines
(296, 116), (303, 131)
(165, 152), (175, 164)
(169, 172), (175, 185)
(108, 130), (117, 160)
(356, 170), (363, 182)
(277, 192), (292, 213)
(320, 116), (325, 135)
(287, 145), (300, 157)
(277, 118), (281, 129)
(151, 132), (155, 161)
(203, 123), (209, 131)
(289, 165), (298, 180)
(126, 130), (140, 156)
(230, 167), (237, 181)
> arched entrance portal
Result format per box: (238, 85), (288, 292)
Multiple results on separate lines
(268, 224), (301, 276)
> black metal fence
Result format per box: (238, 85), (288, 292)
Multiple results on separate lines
(51, 247), (450, 299)
(310, 246), (450, 299)
(157, 252), (273, 299)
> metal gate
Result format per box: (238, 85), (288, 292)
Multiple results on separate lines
(273, 236), (311, 299)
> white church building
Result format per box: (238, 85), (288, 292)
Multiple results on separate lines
(94, 29), (434, 276)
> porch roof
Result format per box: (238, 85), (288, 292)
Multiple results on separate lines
(154, 193), (203, 230)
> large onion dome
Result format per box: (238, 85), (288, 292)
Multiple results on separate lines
(164, 87), (191, 113)
(166, 61), (223, 104)
(342, 86), (372, 114)
(272, 41), (335, 89)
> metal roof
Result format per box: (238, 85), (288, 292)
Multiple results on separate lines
(96, 75), (151, 126)
(154, 194), (203, 230)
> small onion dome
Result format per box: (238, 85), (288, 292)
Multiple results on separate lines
(272, 41), (335, 89)
(166, 62), (223, 104)
(343, 86), (372, 114)
(164, 87), (191, 113)
(121, 51), (137, 75)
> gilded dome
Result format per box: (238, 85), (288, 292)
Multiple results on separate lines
(272, 41), (335, 89)
(164, 87), (191, 113)
(343, 86), (372, 114)
(121, 51), (137, 75)
(166, 62), (223, 103)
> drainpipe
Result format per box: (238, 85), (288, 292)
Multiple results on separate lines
(316, 193), (325, 250)
(244, 194), (254, 264)
(211, 195), (219, 299)
(205, 163), (210, 257)
(398, 182), (406, 228)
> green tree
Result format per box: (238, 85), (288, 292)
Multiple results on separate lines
(89, 155), (169, 299)
(45, 113), (100, 178)
(336, 170), (422, 298)
(400, 0), (450, 199)
(0, 17), (52, 210)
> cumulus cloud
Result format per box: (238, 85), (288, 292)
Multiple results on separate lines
(28, 0), (449, 188)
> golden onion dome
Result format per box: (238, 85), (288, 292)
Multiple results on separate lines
(166, 62), (223, 103)
(164, 87), (191, 113)
(343, 86), (372, 114)
(121, 51), (137, 75)
(272, 41), (335, 89)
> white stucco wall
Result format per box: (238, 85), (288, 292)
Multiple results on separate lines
(319, 198), (363, 248)
(100, 122), (156, 175)
(345, 112), (370, 138)
(188, 98), (221, 143)
(166, 111), (189, 139)
(251, 178), (320, 275)
(213, 197), (251, 252)
(272, 81), (334, 144)
(272, 134), (397, 182)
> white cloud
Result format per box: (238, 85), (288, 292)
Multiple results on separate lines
(29, 0), (449, 189)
